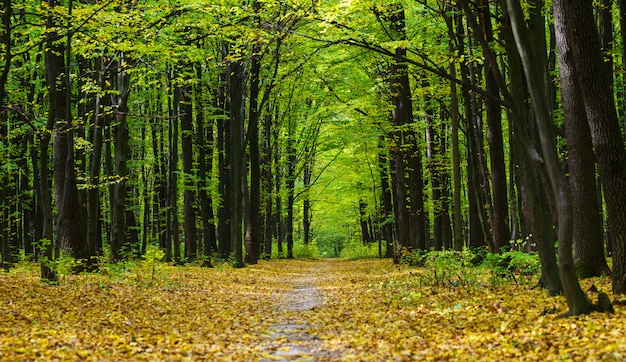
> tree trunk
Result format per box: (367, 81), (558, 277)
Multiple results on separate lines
(507, 0), (591, 315)
(424, 89), (441, 250)
(455, 10), (492, 250)
(386, 5), (418, 251)
(45, 0), (90, 269)
(263, 111), (273, 258)
(554, 0), (626, 295)
(217, 51), (232, 260)
(196, 66), (216, 265)
(228, 55), (245, 268)
(285, 128), (296, 259)
(166, 72), (180, 263)
(479, 0), (511, 252)
(554, 11), (610, 278)
(443, 10), (464, 251)
(245, 38), (262, 264)
(110, 53), (131, 262)
(378, 137), (395, 258)
(87, 56), (106, 257)
(359, 199), (372, 244)
(303, 153), (313, 245)
(180, 82), (197, 263)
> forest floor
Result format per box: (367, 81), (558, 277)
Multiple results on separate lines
(0, 258), (625, 361)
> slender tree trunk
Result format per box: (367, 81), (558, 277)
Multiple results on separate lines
(455, 10), (491, 250)
(263, 111), (273, 258)
(508, 0), (591, 314)
(196, 66), (216, 266)
(378, 137), (395, 258)
(180, 81), (197, 263)
(285, 128), (296, 259)
(110, 54), (131, 262)
(87, 56), (106, 257)
(479, 0), (510, 252)
(424, 90), (441, 250)
(359, 199), (371, 244)
(462, 0), (564, 294)
(165, 72), (180, 263)
(245, 38), (262, 264)
(217, 53), (232, 260)
(443, 10), (464, 251)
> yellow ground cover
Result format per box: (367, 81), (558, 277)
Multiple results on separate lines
(0, 258), (623, 361)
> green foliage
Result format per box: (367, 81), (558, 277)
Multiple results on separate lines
(293, 241), (320, 259)
(482, 250), (541, 285)
(138, 248), (166, 287)
(339, 242), (379, 259)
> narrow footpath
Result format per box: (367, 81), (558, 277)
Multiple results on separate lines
(259, 260), (340, 361)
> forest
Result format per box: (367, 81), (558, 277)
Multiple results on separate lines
(1, 0), (626, 358)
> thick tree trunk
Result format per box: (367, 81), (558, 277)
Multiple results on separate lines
(554, 13), (610, 277)
(228, 57), (245, 268)
(45, 0), (90, 269)
(554, 0), (626, 295)
(38, 127), (56, 282)
(380, 4), (424, 252)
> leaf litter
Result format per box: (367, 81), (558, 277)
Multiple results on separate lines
(0, 258), (624, 361)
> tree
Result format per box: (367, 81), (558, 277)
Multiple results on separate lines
(553, 0), (626, 294)
(45, 0), (91, 270)
(553, 5), (610, 278)
(506, 0), (591, 315)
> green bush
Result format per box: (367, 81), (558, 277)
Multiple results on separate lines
(339, 242), (379, 259)
(483, 250), (541, 279)
(293, 240), (320, 259)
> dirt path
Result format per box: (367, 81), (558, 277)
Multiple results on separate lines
(259, 260), (338, 361)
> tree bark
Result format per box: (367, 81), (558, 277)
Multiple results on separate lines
(507, 0), (591, 314)
(180, 82), (197, 263)
(479, 0), (510, 252)
(245, 36), (262, 264)
(45, 0), (90, 269)
(227, 55), (245, 268)
(110, 53), (131, 262)
(378, 137), (395, 258)
(554, 11), (610, 277)
(196, 66), (216, 265)
(554, 0), (626, 295)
